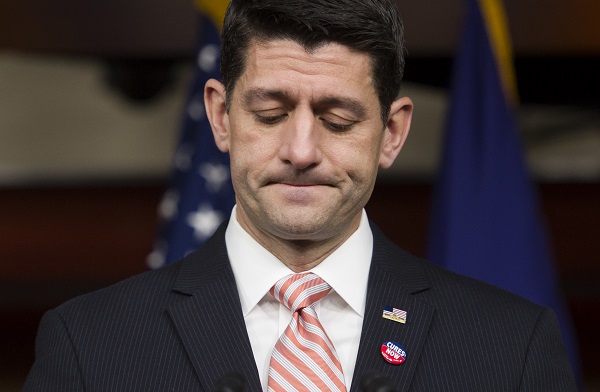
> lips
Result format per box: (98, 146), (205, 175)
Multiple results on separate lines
(265, 182), (335, 195)
(259, 166), (341, 193)
(277, 182), (326, 187)
(264, 173), (336, 188)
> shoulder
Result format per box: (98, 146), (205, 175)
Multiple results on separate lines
(54, 221), (231, 319)
(54, 260), (185, 321)
(371, 224), (546, 322)
(368, 228), (577, 390)
(420, 257), (545, 318)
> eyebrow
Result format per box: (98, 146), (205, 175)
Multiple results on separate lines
(242, 88), (368, 119)
(317, 96), (367, 119)
(242, 88), (294, 107)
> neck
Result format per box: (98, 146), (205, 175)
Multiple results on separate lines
(263, 238), (345, 272)
(236, 211), (361, 272)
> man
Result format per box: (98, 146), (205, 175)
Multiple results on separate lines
(25, 0), (577, 391)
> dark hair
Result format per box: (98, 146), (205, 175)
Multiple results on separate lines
(220, 0), (405, 122)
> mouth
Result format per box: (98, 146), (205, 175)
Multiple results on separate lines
(265, 181), (334, 191)
(265, 173), (336, 188)
(278, 181), (325, 187)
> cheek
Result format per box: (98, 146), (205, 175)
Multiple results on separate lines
(228, 128), (280, 179)
(327, 135), (382, 175)
(228, 123), (259, 161)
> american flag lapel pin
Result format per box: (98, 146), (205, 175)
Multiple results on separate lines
(382, 306), (407, 324)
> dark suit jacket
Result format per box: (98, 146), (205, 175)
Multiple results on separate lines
(24, 222), (577, 391)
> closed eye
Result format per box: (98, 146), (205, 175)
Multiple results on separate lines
(320, 118), (356, 132)
(254, 113), (287, 125)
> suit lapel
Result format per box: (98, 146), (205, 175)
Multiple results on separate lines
(166, 223), (262, 392)
(351, 226), (435, 392)
(164, 221), (434, 392)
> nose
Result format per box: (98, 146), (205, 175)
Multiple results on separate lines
(279, 110), (322, 170)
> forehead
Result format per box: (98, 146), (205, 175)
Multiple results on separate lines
(233, 39), (377, 103)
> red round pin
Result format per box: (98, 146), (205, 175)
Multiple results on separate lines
(381, 341), (406, 365)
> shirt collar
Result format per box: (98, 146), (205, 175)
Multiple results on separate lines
(226, 206), (293, 317)
(311, 209), (372, 318)
(226, 206), (373, 318)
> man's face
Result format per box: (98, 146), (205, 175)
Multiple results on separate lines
(207, 39), (412, 247)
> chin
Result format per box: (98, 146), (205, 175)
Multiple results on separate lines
(269, 218), (330, 241)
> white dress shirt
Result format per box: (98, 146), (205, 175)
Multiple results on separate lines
(226, 206), (373, 391)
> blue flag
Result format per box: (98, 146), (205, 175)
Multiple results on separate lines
(427, 0), (581, 381)
(148, 10), (234, 268)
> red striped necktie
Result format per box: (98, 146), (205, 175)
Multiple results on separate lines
(268, 272), (347, 392)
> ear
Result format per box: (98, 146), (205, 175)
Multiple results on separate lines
(379, 96), (413, 169)
(204, 78), (230, 153)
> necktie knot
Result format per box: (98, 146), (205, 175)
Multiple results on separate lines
(270, 272), (331, 313)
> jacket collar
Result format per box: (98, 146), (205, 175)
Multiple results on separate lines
(350, 224), (434, 392)
(167, 221), (263, 392)
(168, 220), (434, 392)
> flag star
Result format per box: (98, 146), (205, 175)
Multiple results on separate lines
(187, 204), (223, 240)
(197, 44), (219, 73)
(146, 241), (167, 270)
(199, 163), (230, 193)
(146, 249), (166, 270)
(175, 144), (194, 171)
(158, 190), (179, 220)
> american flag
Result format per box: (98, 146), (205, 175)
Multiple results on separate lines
(382, 306), (407, 324)
(147, 10), (234, 269)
